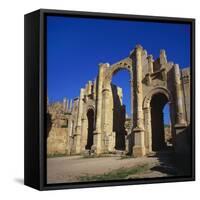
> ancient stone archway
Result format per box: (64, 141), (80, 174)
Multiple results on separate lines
(79, 104), (96, 153)
(143, 87), (174, 153)
(104, 58), (133, 83)
(93, 45), (188, 156)
(143, 87), (172, 109)
(100, 58), (133, 152)
(47, 44), (190, 158)
(151, 93), (170, 151)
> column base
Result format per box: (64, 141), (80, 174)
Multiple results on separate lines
(132, 145), (146, 157)
(91, 145), (101, 155)
(132, 128), (146, 157)
(75, 147), (81, 154)
(145, 146), (151, 155)
(174, 123), (187, 129)
(174, 123), (188, 156)
(92, 130), (102, 155)
(104, 133), (115, 153)
(74, 134), (81, 154)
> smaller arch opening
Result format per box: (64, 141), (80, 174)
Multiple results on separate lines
(85, 109), (94, 150)
(150, 92), (172, 151)
(163, 104), (173, 148)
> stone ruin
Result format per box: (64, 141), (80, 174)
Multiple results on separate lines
(47, 45), (191, 158)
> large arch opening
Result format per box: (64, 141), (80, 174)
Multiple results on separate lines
(150, 93), (172, 151)
(111, 68), (132, 151)
(85, 109), (94, 150)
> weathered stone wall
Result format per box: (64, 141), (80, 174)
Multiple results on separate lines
(47, 102), (70, 156)
(181, 68), (190, 123)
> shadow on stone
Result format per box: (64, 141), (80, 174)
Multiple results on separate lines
(148, 144), (192, 177)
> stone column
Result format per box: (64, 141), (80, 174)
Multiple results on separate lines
(93, 79), (97, 99)
(103, 85), (114, 152)
(125, 77), (134, 154)
(102, 87), (110, 131)
(160, 49), (167, 65)
(146, 55), (154, 85)
(63, 97), (68, 112)
(132, 45), (146, 157)
(130, 78), (134, 125)
(93, 63), (105, 154)
(88, 81), (92, 95)
(173, 64), (187, 157)
(85, 82), (88, 92)
(69, 99), (73, 112)
(66, 118), (72, 155)
(80, 116), (88, 153)
(75, 88), (85, 154)
(67, 119), (74, 155)
(174, 64), (187, 125)
(147, 55), (154, 74)
(144, 107), (152, 153)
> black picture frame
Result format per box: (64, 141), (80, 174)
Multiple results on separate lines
(24, 9), (195, 191)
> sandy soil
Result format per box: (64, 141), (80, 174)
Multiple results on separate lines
(47, 151), (176, 184)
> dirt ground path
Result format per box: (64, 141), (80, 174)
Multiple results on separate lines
(47, 151), (177, 184)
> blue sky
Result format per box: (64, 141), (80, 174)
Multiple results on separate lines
(47, 15), (191, 124)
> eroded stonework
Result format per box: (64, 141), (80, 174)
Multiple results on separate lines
(47, 45), (191, 158)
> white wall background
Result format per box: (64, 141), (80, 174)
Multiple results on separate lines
(0, 0), (198, 198)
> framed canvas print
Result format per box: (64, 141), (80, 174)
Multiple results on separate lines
(24, 9), (195, 190)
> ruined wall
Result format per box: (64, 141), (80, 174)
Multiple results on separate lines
(141, 49), (174, 98)
(47, 79), (126, 155)
(47, 102), (70, 156)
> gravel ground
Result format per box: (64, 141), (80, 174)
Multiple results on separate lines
(47, 151), (176, 184)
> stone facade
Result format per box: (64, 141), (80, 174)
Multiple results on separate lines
(47, 45), (191, 157)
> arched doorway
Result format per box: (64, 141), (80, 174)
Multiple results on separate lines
(101, 59), (133, 152)
(150, 93), (172, 151)
(111, 70), (131, 150)
(85, 109), (94, 150)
